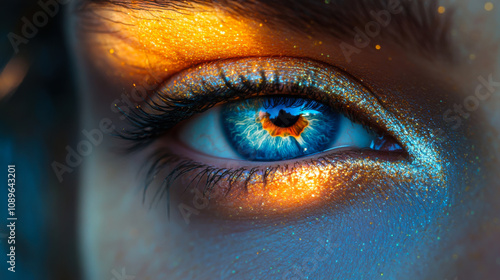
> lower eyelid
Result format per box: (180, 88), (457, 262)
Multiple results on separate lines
(147, 144), (424, 220)
(156, 139), (404, 171)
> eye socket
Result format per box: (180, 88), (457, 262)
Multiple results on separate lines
(177, 96), (379, 161)
(120, 57), (419, 218)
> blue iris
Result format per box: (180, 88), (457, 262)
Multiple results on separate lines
(221, 97), (341, 161)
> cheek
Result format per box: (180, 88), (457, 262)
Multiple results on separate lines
(80, 150), (174, 279)
(163, 187), (449, 279)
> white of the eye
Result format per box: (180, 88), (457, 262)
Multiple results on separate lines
(330, 115), (373, 150)
(178, 106), (241, 159)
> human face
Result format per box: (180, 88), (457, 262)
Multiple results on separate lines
(67, 0), (500, 279)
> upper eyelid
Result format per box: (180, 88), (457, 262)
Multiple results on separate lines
(119, 57), (406, 152)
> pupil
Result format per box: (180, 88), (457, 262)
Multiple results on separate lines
(269, 109), (300, 127)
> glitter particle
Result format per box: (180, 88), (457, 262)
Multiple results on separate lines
(485, 2), (494, 11)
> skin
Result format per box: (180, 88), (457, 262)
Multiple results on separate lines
(65, 0), (500, 279)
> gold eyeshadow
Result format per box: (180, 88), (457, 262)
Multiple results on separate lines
(80, 3), (276, 80)
(77, 3), (352, 84)
(196, 155), (439, 219)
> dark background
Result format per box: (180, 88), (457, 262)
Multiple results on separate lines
(1, 1), (80, 279)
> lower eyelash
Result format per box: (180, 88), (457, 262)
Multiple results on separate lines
(142, 150), (308, 213)
(141, 147), (405, 216)
(143, 150), (277, 212)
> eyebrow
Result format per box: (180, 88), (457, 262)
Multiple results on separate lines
(77, 0), (457, 62)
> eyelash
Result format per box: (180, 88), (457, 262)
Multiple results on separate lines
(117, 60), (380, 150)
(141, 147), (388, 215)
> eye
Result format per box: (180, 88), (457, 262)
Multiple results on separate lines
(178, 96), (378, 161)
(120, 57), (416, 218)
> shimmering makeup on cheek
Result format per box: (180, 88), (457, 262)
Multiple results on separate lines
(137, 57), (449, 218)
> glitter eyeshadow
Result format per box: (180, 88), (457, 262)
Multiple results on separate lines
(78, 2), (342, 85)
(140, 57), (448, 218)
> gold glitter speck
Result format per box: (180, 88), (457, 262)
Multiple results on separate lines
(485, 2), (494, 11)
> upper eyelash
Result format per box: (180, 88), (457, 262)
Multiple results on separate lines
(116, 59), (382, 152)
(260, 95), (329, 112)
(116, 69), (282, 146)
